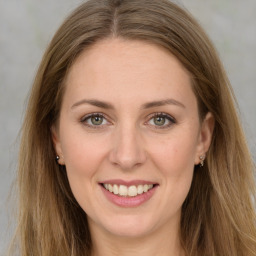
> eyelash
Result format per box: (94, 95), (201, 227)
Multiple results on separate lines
(146, 112), (176, 129)
(80, 112), (176, 129)
(80, 113), (110, 129)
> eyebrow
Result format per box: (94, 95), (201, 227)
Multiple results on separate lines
(71, 99), (114, 109)
(141, 99), (185, 109)
(71, 98), (185, 110)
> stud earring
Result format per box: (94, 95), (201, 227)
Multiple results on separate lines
(199, 154), (205, 167)
(56, 155), (60, 163)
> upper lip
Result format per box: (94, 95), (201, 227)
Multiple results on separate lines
(99, 179), (158, 186)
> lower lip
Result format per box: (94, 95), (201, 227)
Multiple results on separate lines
(100, 185), (158, 207)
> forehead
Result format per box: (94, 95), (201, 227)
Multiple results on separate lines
(63, 38), (195, 109)
(67, 38), (191, 80)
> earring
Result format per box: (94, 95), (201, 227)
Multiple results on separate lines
(56, 155), (60, 163)
(199, 154), (205, 167)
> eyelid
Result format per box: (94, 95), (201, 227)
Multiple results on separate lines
(145, 112), (176, 129)
(81, 112), (105, 122)
(80, 112), (176, 130)
(80, 112), (111, 128)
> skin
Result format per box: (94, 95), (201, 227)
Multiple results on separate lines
(52, 38), (214, 256)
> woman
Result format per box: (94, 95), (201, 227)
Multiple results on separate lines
(11, 0), (256, 255)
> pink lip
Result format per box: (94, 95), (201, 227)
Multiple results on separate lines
(99, 183), (158, 208)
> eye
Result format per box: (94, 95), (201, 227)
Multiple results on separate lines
(147, 113), (176, 129)
(81, 113), (109, 127)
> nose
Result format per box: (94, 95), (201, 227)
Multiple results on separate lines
(108, 124), (147, 170)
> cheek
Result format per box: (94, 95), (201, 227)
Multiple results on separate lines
(148, 132), (198, 176)
(59, 130), (109, 204)
(151, 137), (196, 204)
(61, 129), (107, 175)
(148, 131), (197, 197)
(60, 134), (108, 213)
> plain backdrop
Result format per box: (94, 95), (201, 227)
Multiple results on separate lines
(1, 0), (255, 254)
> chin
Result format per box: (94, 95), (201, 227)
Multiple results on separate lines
(106, 222), (154, 238)
(90, 212), (158, 238)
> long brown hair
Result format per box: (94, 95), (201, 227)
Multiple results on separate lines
(10, 0), (256, 255)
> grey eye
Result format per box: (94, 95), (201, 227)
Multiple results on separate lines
(82, 114), (108, 126)
(90, 116), (104, 125)
(153, 116), (166, 126)
(148, 113), (176, 129)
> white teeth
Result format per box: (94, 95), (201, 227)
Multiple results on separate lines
(137, 185), (144, 194)
(128, 185), (137, 197)
(143, 184), (149, 192)
(113, 184), (119, 195)
(119, 185), (128, 196)
(103, 183), (155, 197)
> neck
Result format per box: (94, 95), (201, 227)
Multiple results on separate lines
(89, 218), (185, 256)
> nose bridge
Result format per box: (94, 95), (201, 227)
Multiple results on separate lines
(109, 120), (146, 170)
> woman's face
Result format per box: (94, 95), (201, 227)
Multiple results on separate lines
(52, 38), (213, 239)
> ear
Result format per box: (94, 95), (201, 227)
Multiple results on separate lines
(194, 112), (215, 165)
(51, 125), (65, 165)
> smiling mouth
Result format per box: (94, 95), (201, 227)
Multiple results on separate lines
(101, 183), (157, 197)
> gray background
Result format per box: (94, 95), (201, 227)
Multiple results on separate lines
(0, 0), (255, 254)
